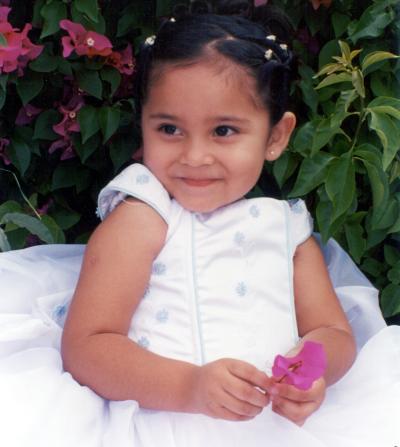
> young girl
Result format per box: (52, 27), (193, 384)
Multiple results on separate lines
(0, 13), (399, 447)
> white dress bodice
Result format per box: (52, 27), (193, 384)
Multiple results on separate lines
(98, 163), (313, 371)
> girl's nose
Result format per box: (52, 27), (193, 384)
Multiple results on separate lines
(180, 139), (214, 166)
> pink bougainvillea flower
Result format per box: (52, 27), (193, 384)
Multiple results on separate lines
(53, 95), (84, 137)
(37, 198), (53, 216)
(105, 44), (135, 75)
(0, 137), (11, 165)
(0, 7), (43, 75)
(15, 103), (42, 125)
(254, 0), (268, 6)
(60, 19), (113, 58)
(272, 341), (327, 390)
(309, 0), (332, 10)
(48, 137), (76, 161)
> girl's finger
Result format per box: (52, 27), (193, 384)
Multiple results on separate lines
(220, 388), (265, 418)
(227, 359), (273, 391)
(272, 397), (319, 425)
(225, 375), (270, 408)
(270, 378), (325, 403)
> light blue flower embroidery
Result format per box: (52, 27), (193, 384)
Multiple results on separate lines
(138, 336), (150, 349)
(236, 282), (247, 297)
(249, 204), (260, 218)
(136, 174), (150, 185)
(156, 309), (169, 323)
(234, 231), (246, 246)
(289, 199), (304, 214)
(152, 262), (166, 275)
(95, 207), (101, 218)
(53, 304), (67, 324)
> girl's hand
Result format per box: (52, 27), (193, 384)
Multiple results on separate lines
(269, 377), (326, 425)
(190, 358), (272, 421)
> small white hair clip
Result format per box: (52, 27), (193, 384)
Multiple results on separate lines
(266, 34), (276, 41)
(145, 35), (156, 46)
(169, 17), (176, 22)
(264, 49), (274, 60)
(279, 43), (288, 51)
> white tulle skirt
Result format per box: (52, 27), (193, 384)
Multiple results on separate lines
(0, 242), (399, 447)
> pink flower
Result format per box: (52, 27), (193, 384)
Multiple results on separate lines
(53, 95), (84, 137)
(0, 137), (10, 165)
(15, 103), (42, 125)
(272, 341), (327, 390)
(37, 198), (53, 216)
(105, 44), (135, 75)
(48, 138), (76, 161)
(0, 7), (43, 75)
(60, 20), (113, 58)
(309, 0), (332, 10)
(254, 0), (268, 6)
(50, 95), (84, 160)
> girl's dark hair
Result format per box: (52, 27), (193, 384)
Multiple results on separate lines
(135, 13), (296, 125)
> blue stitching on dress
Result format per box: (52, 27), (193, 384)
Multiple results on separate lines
(136, 174), (150, 185)
(249, 204), (260, 218)
(138, 336), (150, 349)
(191, 213), (206, 365)
(234, 231), (246, 246)
(236, 281), (248, 297)
(152, 262), (166, 275)
(156, 309), (169, 323)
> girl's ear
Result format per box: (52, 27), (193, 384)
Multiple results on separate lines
(265, 112), (296, 161)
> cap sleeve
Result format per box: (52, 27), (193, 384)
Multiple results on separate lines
(286, 199), (313, 252)
(97, 163), (171, 223)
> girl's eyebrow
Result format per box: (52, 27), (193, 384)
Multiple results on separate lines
(148, 113), (250, 124)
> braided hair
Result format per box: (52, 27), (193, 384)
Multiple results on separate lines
(135, 13), (296, 126)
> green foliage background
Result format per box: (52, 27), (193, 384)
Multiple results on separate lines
(0, 0), (399, 321)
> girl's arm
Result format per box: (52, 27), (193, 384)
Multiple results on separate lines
(269, 235), (356, 424)
(61, 199), (270, 419)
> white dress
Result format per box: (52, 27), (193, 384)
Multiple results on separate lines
(0, 163), (399, 447)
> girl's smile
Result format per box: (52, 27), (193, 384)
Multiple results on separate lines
(141, 59), (294, 213)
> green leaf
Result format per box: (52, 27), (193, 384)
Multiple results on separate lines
(289, 152), (335, 197)
(40, 0), (67, 38)
(33, 110), (60, 140)
(76, 69), (103, 99)
(292, 121), (317, 156)
(361, 257), (385, 278)
(344, 213), (367, 263)
(77, 105), (100, 143)
(0, 212), (54, 244)
(72, 133), (101, 163)
(71, 2), (105, 33)
(361, 51), (399, 73)
(0, 73), (8, 91)
(51, 208), (81, 230)
(326, 152), (355, 221)
(51, 164), (92, 194)
(384, 245), (400, 267)
(367, 106), (400, 121)
(117, 4), (141, 37)
(332, 12), (351, 38)
(351, 69), (365, 98)
(354, 144), (389, 226)
(0, 201), (22, 221)
(318, 40), (340, 70)
(74, 0), (99, 22)
(0, 88), (5, 111)
(40, 215), (65, 244)
(315, 72), (352, 90)
(388, 262), (400, 285)
(272, 151), (299, 189)
(109, 133), (135, 172)
(16, 73), (44, 105)
(100, 66), (122, 97)
(381, 284), (400, 318)
(29, 48), (59, 73)
(367, 110), (400, 169)
(338, 40), (351, 64)
(98, 106), (120, 143)
(0, 227), (11, 252)
(311, 117), (347, 155)
(348, 9), (394, 44)
(8, 133), (32, 176)
(0, 32), (7, 47)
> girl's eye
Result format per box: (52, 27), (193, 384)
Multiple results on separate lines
(214, 126), (237, 137)
(159, 124), (179, 135)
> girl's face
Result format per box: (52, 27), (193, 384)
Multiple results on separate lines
(141, 60), (295, 213)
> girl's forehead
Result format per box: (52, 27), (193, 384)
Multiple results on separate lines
(147, 57), (264, 110)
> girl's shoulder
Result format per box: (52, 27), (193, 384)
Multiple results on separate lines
(97, 163), (171, 224)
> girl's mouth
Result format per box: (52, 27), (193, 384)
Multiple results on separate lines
(181, 178), (217, 187)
